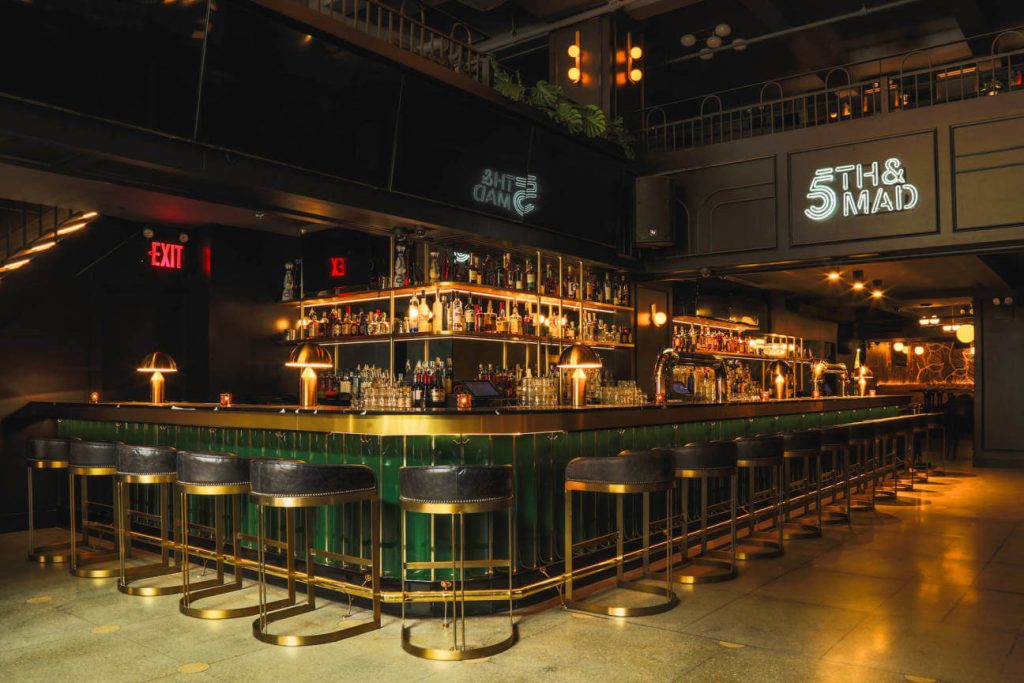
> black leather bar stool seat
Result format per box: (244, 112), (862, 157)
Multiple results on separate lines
(399, 465), (515, 661)
(564, 450), (678, 618)
(780, 430), (823, 540)
(250, 459), (381, 647)
(116, 444), (184, 596)
(26, 437), (72, 563)
(653, 441), (738, 584)
(177, 451), (266, 620)
(819, 426), (852, 524)
(68, 440), (120, 578)
(845, 422), (877, 510)
(734, 435), (785, 560)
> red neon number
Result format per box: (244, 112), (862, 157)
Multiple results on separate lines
(330, 256), (347, 278)
(149, 242), (184, 270)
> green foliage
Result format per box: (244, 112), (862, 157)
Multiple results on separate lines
(490, 60), (636, 160)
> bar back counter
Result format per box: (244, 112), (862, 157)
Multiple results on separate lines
(23, 396), (907, 602)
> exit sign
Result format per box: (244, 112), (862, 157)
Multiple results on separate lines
(149, 241), (184, 270)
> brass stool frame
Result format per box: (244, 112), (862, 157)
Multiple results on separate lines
(179, 483), (280, 619)
(820, 442), (852, 525)
(847, 435), (877, 511)
(564, 481), (678, 617)
(69, 465), (121, 578)
(735, 457), (784, 560)
(28, 459), (71, 563)
(910, 423), (931, 483)
(117, 473), (194, 596)
(782, 447), (822, 540)
(401, 498), (517, 661)
(252, 489), (381, 647)
(670, 466), (737, 583)
(872, 431), (899, 503)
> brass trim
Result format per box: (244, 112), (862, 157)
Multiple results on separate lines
(675, 467), (736, 478)
(178, 482), (250, 496)
(250, 490), (377, 508)
(70, 465), (116, 476)
(736, 458), (783, 468)
(119, 473), (176, 485)
(401, 498), (512, 514)
(401, 625), (518, 661)
(28, 459), (69, 470)
(564, 481), (673, 494)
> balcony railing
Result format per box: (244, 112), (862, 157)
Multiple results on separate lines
(295, 0), (490, 85)
(643, 32), (1024, 154)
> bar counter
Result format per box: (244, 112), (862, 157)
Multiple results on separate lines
(23, 395), (909, 589)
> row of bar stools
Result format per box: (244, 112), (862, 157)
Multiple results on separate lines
(655, 441), (738, 583)
(250, 459), (381, 646)
(69, 440), (121, 578)
(26, 437), (72, 563)
(399, 465), (516, 661)
(734, 435), (785, 560)
(846, 423), (877, 511)
(781, 430), (823, 540)
(819, 425), (852, 525)
(564, 449), (678, 617)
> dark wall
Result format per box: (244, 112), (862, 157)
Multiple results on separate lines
(645, 92), (1024, 274)
(975, 294), (1024, 466)
(636, 284), (671, 397)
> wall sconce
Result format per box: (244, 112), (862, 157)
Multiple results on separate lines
(627, 32), (643, 84)
(892, 341), (905, 353)
(956, 323), (975, 344)
(914, 345), (925, 356)
(650, 304), (667, 327)
(567, 30), (581, 84)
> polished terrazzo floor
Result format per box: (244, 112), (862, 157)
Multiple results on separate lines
(3, 452), (1024, 683)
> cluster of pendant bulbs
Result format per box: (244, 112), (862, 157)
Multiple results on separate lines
(826, 269), (884, 299)
(680, 23), (746, 60)
(567, 31), (642, 84)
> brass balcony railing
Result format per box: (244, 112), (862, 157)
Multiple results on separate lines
(295, 0), (490, 85)
(643, 31), (1024, 154)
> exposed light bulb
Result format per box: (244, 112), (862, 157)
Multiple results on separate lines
(706, 35), (722, 49)
(567, 44), (580, 59)
(680, 34), (697, 47)
(629, 45), (643, 60)
(715, 23), (732, 37)
(699, 47), (714, 60)
(567, 66), (581, 83)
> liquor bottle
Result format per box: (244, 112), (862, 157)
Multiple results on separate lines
(428, 250), (439, 283)
(418, 291), (431, 331)
(499, 253), (511, 289)
(468, 254), (478, 286)
(464, 298), (476, 333)
(565, 265), (576, 299)
(523, 303), (533, 336)
(483, 300), (497, 332)
(408, 293), (420, 333)
(509, 304), (522, 335)
(452, 295), (464, 332)
(525, 259), (536, 292)
(513, 257), (524, 290)
(603, 274), (612, 303)
(496, 302), (509, 334)
(432, 291), (443, 334)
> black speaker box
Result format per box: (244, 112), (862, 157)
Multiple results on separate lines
(634, 176), (675, 247)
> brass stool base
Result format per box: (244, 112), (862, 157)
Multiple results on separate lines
(565, 579), (678, 617)
(29, 540), (71, 564)
(849, 497), (875, 511)
(252, 603), (381, 647)
(181, 582), (291, 620)
(401, 624), (518, 661)
(782, 522), (821, 540)
(119, 562), (210, 597)
(735, 534), (784, 560)
(71, 547), (120, 578)
(664, 553), (737, 584)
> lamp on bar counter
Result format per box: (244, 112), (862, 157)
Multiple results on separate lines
(137, 352), (177, 403)
(285, 342), (333, 409)
(556, 343), (602, 408)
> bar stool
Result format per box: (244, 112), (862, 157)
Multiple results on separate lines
(250, 459), (381, 647)
(69, 440), (121, 578)
(178, 451), (274, 619)
(116, 444), (185, 596)
(26, 437), (72, 563)
(846, 422), (876, 511)
(819, 426), (851, 525)
(399, 464), (515, 660)
(564, 449), (677, 617)
(891, 415), (918, 491)
(780, 430), (823, 539)
(734, 435), (784, 560)
(872, 421), (900, 503)
(909, 414), (932, 483)
(654, 441), (738, 583)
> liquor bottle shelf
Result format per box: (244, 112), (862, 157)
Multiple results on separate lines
(678, 349), (814, 364)
(284, 332), (635, 349)
(672, 314), (759, 332)
(288, 282), (634, 314)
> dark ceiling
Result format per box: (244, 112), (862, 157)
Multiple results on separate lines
(402, 0), (1024, 113)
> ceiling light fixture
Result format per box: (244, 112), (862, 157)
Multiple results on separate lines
(851, 270), (865, 291)
(826, 270), (841, 282)
(870, 279), (884, 299)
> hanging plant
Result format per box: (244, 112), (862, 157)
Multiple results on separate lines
(490, 60), (636, 159)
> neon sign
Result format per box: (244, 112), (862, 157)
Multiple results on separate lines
(805, 158), (918, 221)
(329, 256), (347, 278)
(472, 169), (538, 217)
(148, 241), (184, 270)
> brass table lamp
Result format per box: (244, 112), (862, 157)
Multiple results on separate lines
(285, 342), (333, 409)
(556, 343), (602, 408)
(138, 352), (177, 404)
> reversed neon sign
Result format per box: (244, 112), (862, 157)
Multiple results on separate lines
(805, 158), (918, 221)
(472, 169), (538, 217)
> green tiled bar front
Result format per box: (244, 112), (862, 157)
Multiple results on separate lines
(56, 404), (899, 580)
